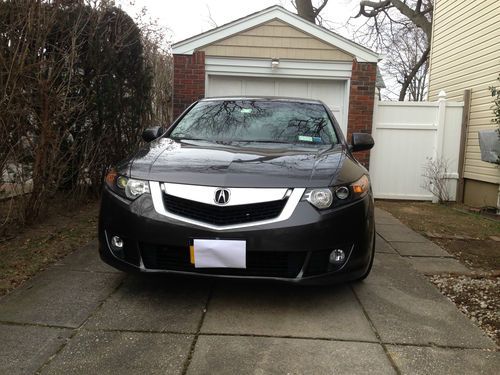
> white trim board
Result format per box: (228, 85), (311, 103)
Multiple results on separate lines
(205, 57), (353, 80)
(172, 5), (379, 63)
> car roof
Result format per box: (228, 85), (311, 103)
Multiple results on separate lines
(199, 96), (324, 105)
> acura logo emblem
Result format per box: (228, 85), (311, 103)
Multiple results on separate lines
(214, 188), (230, 205)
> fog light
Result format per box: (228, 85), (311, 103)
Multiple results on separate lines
(111, 236), (124, 250)
(329, 249), (346, 264)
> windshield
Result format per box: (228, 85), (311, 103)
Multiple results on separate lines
(170, 100), (338, 145)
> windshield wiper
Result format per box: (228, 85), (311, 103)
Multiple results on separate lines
(172, 137), (207, 142)
(234, 139), (293, 144)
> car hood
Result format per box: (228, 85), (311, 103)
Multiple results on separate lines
(127, 138), (363, 188)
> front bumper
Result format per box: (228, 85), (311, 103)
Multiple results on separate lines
(98, 187), (375, 285)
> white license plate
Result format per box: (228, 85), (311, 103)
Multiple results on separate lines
(192, 239), (246, 268)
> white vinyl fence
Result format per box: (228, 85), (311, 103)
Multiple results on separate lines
(369, 94), (464, 201)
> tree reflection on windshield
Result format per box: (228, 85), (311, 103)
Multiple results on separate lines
(170, 100), (337, 145)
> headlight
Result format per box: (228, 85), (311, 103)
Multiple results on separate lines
(124, 178), (150, 199)
(303, 188), (333, 209)
(302, 175), (370, 209)
(104, 169), (150, 200)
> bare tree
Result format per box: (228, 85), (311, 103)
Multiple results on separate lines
(355, 0), (433, 101)
(134, 6), (173, 125)
(293, 0), (329, 24)
(378, 22), (429, 100)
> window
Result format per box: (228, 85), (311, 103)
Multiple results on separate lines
(170, 100), (338, 145)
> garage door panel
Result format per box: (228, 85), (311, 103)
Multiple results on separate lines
(207, 76), (243, 97)
(207, 75), (347, 136)
(276, 79), (309, 98)
(244, 78), (276, 96)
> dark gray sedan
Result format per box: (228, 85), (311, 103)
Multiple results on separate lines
(99, 97), (375, 284)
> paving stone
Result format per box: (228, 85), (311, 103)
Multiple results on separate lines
(0, 323), (71, 375)
(0, 268), (123, 327)
(201, 282), (377, 342)
(353, 278), (495, 348)
(84, 274), (210, 333)
(387, 345), (500, 375)
(367, 253), (429, 287)
(377, 224), (428, 243)
(375, 234), (397, 254)
(407, 256), (472, 275)
(375, 207), (402, 225)
(40, 330), (193, 375)
(390, 241), (451, 257)
(54, 240), (120, 273)
(187, 335), (396, 375)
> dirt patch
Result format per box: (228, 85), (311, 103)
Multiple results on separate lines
(0, 198), (99, 296)
(433, 239), (500, 271)
(376, 200), (500, 272)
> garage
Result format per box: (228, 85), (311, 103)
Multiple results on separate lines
(172, 5), (379, 166)
(206, 76), (347, 134)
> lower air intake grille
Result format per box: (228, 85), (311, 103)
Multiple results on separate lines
(163, 193), (287, 226)
(140, 243), (306, 278)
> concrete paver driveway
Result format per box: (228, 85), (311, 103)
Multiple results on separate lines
(1, 208), (498, 374)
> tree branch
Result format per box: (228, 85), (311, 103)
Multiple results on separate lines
(398, 45), (430, 101)
(314, 0), (329, 16)
(357, 0), (432, 39)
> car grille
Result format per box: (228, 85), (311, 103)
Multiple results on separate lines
(140, 243), (306, 278)
(162, 193), (287, 226)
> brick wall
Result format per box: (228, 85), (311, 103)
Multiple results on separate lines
(172, 51), (205, 119)
(347, 61), (377, 168)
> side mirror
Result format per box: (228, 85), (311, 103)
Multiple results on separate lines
(142, 126), (164, 142)
(350, 133), (374, 152)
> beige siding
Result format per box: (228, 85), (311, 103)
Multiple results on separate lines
(198, 19), (353, 61)
(428, 0), (500, 184)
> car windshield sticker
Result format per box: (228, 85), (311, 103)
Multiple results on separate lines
(298, 136), (323, 143)
(240, 108), (252, 114)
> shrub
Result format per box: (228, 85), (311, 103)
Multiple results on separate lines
(0, 0), (170, 226)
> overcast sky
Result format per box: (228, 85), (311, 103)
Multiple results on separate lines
(119, 0), (363, 44)
(116, 1), (396, 97)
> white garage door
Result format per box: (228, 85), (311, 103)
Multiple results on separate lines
(206, 75), (348, 136)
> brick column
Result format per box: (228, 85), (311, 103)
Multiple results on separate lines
(347, 61), (377, 168)
(172, 51), (206, 119)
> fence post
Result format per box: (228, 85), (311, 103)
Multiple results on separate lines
(436, 90), (447, 159)
(369, 96), (379, 172)
(432, 90), (447, 203)
(456, 90), (471, 203)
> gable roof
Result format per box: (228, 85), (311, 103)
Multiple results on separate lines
(172, 5), (379, 63)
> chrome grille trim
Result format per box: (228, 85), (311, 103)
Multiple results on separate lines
(150, 181), (304, 231)
(160, 182), (289, 206)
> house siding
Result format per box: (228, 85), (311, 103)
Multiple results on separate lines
(428, 0), (500, 188)
(198, 20), (353, 61)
